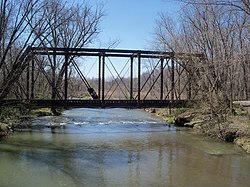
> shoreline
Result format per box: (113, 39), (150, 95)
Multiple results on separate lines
(147, 107), (250, 154)
(2, 106), (250, 154)
(0, 107), (57, 139)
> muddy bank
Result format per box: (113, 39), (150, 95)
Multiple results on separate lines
(151, 107), (250, 153)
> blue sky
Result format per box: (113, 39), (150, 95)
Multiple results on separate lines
(73, 0), (183, 78)
(96, 0), (182, 50)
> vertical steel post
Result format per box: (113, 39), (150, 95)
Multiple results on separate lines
(171, 57), (175, 102)
(137, 53), (141, 107)
(98, 55), (102, 99)
(52, 53), (56, 100)
(130, 56), (134, 100)
(178, 64), (181, 99)
(26, 61), (30, 100)
(188, 73), (192, 100)
(160, 58), (164, 100)
(31, 59), (35, 99)
(102, 53), (105, 102)
(64, 54), (68, 100)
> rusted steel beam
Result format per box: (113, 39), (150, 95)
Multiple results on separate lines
(98, 55), (101, 99)
(26, 62), (30, 100)
(31, 47), (175, 55)
(30, 47), (204, 59)
(188, 73), (192, 100)
(64, 54), (69, 100)
(137, 53), (141, 107)
(160, 58), (164, 100)
(31, 51), (172, 59)
(130, 56), (134, 100)
(102, 53), (105, 102)
(171, 57), (175, 102)
(1, 99), (190, 108)
(31, 59), (35, 99)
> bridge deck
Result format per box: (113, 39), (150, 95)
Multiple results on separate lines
(2, 99), (189, 108)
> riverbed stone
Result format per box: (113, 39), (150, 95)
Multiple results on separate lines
(174, 112), (194, 126)
(184, 120), (204, 128)
(0, 122), (13, 137)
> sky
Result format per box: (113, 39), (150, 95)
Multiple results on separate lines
(74, 0), (183, 78)
(96, 0), (182, 50)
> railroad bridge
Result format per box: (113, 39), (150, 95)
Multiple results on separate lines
(3, 47), (203, 108)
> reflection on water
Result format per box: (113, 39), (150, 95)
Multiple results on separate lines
(0, 108), (250, 187)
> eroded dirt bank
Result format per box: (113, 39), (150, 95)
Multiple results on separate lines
(147, 107), (250, 153)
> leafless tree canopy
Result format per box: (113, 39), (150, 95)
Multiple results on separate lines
(156, 0), (250, 112)
(0, 0), (104, 102)
(1, 0), (250, 111)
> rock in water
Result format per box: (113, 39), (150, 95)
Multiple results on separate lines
(174, 112), (194, 126)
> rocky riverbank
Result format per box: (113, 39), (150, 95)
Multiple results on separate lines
(149, 107), (250, 154)
(0, 107), (56, 139)
(0, 122), (13, 138)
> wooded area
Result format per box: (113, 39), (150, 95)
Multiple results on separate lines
(154, 0), (250, 114)
(0, 0), (104, 104)
(1, 0), (250, 114)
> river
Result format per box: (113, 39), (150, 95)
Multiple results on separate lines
(0, 108), (250, 187)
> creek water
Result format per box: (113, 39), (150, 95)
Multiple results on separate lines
(0, 108), (250, 187)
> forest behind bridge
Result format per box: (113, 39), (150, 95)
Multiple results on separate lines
(0, 0), (250, 114)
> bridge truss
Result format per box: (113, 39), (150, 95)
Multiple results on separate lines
(4, 47), (203, 108)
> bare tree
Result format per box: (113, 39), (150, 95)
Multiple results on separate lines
(178, 0), (250, 15)
(32, 0), (104, 100)
(156, 0), (250, 114)
(0, 0), (49, 102)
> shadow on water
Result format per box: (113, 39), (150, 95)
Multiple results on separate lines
(0, 108), (250, 187)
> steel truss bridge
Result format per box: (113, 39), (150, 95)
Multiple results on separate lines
(3, 47), (202, 108)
